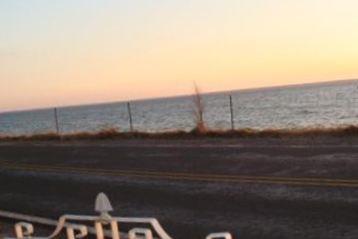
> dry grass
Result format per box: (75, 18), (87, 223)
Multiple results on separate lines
(192, 83), (206, 133)
(1, 125), (358, 141)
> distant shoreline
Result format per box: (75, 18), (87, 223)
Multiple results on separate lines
(1, 125), (358, 141)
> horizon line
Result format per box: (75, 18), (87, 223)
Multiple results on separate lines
(1, 78), (357, 115)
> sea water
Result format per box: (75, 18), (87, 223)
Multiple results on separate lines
(1, 80), (358, 135)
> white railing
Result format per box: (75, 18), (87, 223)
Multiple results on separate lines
(1, 193), (232, 239)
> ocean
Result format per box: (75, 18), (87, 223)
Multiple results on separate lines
(1, 80), (358, 135)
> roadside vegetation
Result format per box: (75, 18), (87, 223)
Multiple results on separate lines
(1, 125), (358, 141)
(191, 83), (206, 133)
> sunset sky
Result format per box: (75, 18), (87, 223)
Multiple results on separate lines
(1, 0), (358, 111)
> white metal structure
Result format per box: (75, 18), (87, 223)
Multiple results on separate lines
(2, 193), (232, 239)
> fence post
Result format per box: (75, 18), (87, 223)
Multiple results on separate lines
(54, 108), (60, 134)
(127, 102), (133, 132)
(229, 95), (234, 130)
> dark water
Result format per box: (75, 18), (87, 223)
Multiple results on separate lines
(1, 80), (358, 135)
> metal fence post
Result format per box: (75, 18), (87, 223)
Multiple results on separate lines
(54, 108), (60, 134)
(127, 102), (133, 132)
(229, 95), (234, 130)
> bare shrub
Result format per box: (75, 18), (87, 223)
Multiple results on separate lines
(191, 83), (206, 133)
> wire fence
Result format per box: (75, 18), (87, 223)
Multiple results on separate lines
(50, 95), (237, 135)
(0, 94), (242, 136)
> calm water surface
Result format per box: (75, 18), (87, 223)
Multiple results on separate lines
(1, 80), (358, 135)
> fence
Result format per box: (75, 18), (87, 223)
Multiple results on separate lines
(49, 95), (237, 135)
(2, 83), (358, 136)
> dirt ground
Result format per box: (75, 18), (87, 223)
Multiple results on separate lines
(0, 137), (358, 239)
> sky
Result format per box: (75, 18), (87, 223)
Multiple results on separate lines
(1, 0), (358, 111)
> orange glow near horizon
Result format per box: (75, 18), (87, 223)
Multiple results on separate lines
(1, 0), (358, 111)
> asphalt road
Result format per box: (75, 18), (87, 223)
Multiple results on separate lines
(0, 138), (358, 239)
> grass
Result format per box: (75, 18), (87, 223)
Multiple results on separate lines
(192, 82), (206, 133)
(1, 125), (358, 141)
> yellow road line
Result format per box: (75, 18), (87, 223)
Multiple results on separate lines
(1, 161), (358, 188)
(3, 161), (358, 183)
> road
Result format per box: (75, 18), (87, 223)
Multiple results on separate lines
(2, 160), (358, 187)
(0, 138), (358, 239)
